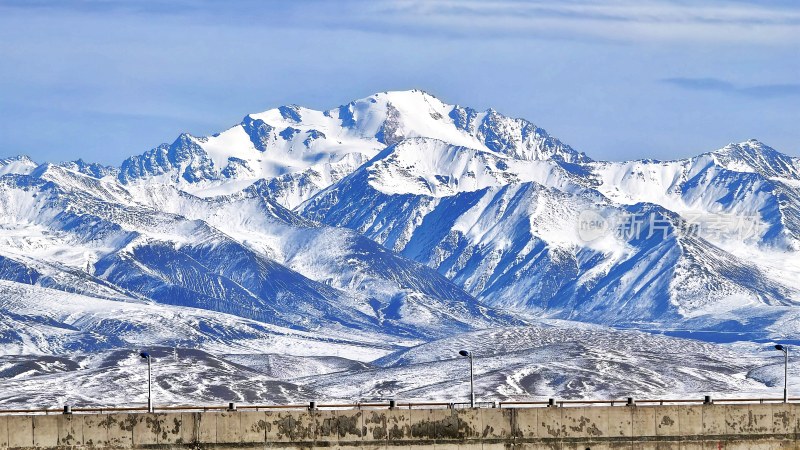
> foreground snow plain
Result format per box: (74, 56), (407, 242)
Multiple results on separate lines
(0, 90), (798, 407)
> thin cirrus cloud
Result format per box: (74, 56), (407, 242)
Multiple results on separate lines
(663, 78), (800, 97)
(0, 0), (798, 163)
(2, 0), (799, 44)
(333, 0), (800, 43)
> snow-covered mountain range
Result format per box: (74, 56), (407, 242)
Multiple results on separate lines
(0, 90), (797, 407)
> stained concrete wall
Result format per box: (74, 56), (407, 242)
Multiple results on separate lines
(0, 403), (797, 449)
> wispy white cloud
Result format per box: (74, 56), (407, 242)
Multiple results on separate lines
(0, 0), (798, 164)
(349, 0), (800, 44)
(3, 0), (798, 43)
(663, 77), (800, 97)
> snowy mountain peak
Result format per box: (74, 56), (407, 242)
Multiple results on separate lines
(117, 132), (217, 184)
(358, 137), (578, 197)
(58, 159), (118, 179)
(0, 155), (38, 176)
(708, 140), (800, 179)
(28, 161), (71, 181)
(104, 90), (588, 205)
(0, 154), (35, 164)
(355, 89), (446, 114)
(332, 89), (588, 164)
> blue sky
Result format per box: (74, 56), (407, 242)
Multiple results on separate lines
(0, 0), (798, 164)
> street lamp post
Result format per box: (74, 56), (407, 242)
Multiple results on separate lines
(775, 344), (789, 403)
(458, 350), (475, 408)
(139, 351), (153, 412)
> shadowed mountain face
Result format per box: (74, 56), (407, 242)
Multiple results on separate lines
(0, 90), (799, 407)
(0, 163), (517, 343)
(299, 136), (800, 332)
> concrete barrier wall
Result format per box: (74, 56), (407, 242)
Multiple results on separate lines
(0, 403), (798, 449)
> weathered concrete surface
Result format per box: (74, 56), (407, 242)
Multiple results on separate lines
(105, 413), (135, 447)
(0, 415), (8, 449)
(32, 415), (59, 448)
(240, 411), (267, 443)
(0, 403), (798, 449)
(7, 416), (32, 449)
(82, 412), (109, 447)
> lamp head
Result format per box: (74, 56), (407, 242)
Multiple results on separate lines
(775, 344), (786, 352)
(139, 351), (150, 359)
(458, 350), (471, 357)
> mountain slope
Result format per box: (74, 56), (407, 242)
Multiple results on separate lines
(301, 324), (792, 402)
(300, 135), (800, 332)
(0, 163), (513, 341)
(2, 89), (800, 408)
(116, 90), (585, 207)
(120, 180), (521, 335)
